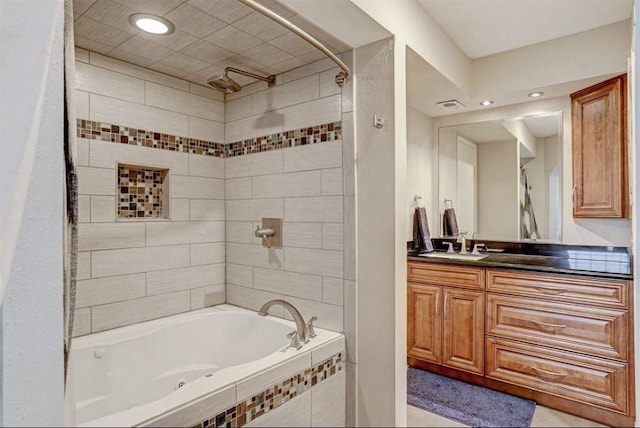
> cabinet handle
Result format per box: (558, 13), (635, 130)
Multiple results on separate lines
(531, 366), (568, 380)
(435, 293), (440, 317)
(533, 285), (568, 295)
(531, 320), (567, 334)
(572, 185), (577, 210)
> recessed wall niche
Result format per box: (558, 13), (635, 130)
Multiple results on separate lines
(117, 163), (170, 220)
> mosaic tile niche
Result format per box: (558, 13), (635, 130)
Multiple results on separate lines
(117, 163), (170, 219)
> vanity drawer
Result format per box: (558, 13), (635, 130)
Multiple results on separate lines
(486, 269), (628, 308)
(486, 294), (628, 360)
(486, 337), (629, 413)
(408, 262), (484, 290)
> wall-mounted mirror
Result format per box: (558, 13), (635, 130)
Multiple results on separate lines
(438, 111), (563, 242)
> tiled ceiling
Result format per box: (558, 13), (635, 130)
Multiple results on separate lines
(73, 0), (351, 87)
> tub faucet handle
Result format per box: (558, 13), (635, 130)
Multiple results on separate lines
(306, 316), (318, 340)
(287, 330), (302, 350)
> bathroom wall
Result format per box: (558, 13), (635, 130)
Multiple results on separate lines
(73, 49), (226, 335)
(1, 0), (64, 424)
(406, 107), (434, 241)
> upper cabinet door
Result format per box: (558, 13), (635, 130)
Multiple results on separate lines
(571, 74), (628, 218)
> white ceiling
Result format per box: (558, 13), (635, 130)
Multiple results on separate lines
(72, 0), (350, 88)
(418, 0), (632, 59)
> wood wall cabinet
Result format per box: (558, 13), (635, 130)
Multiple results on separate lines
(408, 260), (634, 426)
(571, 73), (628, 218)
(407, 262), (484, 375)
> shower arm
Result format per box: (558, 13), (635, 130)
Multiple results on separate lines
(237, 0), (350, 88)
(225, 67), (276, 87)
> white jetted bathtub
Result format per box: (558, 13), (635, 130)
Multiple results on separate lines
(65, 304), (345, 427)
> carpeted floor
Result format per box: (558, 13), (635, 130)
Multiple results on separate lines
(407, 368), (536, 427)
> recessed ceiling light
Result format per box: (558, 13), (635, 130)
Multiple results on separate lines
(480, 100), (494, 106)
(129, 14), (175, 35)
(528, 91), (544, 98)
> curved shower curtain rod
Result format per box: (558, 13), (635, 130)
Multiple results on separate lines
(238, 0), (350, 88)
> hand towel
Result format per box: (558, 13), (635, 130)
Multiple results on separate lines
(442, 208), (459, 237)
(415, 207), (434, 252)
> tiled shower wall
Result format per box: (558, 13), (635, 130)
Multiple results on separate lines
(73, 48), (226, 335)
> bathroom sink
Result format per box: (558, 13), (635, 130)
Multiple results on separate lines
(417, 252), (488, 261)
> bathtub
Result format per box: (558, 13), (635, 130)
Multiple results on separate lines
(65, 304), (345, 427)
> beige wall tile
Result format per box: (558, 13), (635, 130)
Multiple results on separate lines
(72, 308), (91, 337)
(311, 372), (345, 427)
(172, 175), (224, 199)
(145, 82), (224, 122)
(77, 138), (89, 166)
(188, 154), (224, 179)
(311, 336), (345, 364)
(283, 296), (343, 332)
(246, 391), (311, 427)
(92, 291), (191, 332)
(76, 62), (145, 104)
(253, 268), (322, 301)
(90, 196), (116, 223)
(343, 196), (356, 281)
(283, 94), (341, 131)
(78, 223), (146, 251)
(147, 263), (225, 295)
(76, 90), (90, 120)
(170, 198), (190, 222)
(282, 57), (336, 83)
(283, 222), (322, 249)
(225, 110), (284, 144)
(284, 248), (343, 278)
(190, 199), (225, 221)
(90, 94), (189, 137)
(190, 242), (225, 266)
(188, 116), (224, 142)
(321, 168), (343, 196)
(342, 112), (355, 196)
(252, 75), (319, 115)
(225, 149), (283, 178)
(78, 195), (90, 223)
(323, 223), (344, 251)
(91, 245), (190, 277)
(226, 284), (283, 316)
(319, 68), (342, 98)
(225, 177), (252, 199)
(78, 252), (91, 280)
(226, 199), (283, 222)
(76, 273), (146, 308)
(237, 353), (311, 402)
(78, 166), (115, 196)
(340, 51), (354, 113)
(323, 277), (344, 305)
(283, 140), (342, 173)
(90, 51), (190, 91)
(89, 140), (189, 175)
(284, 196), (343, 223)
(75, 47), (89, 63)
(226, 243), (284, 270)
(252, 170), (321, 198)
(190, 284), (225, 310)
(225, 96), (252, 122)
(226, 263), (253, 288)
(189, 82), (224, 102)
(146, 221), (225, 246)
(344, 279), (357, 363)
(226, 221), (253, 243)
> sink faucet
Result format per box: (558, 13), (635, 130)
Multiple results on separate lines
(457, 232), (468, 254)
(258, 299), (307, 344)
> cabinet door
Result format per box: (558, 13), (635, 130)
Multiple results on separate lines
(408, 282), (442, 364)
(571, 74), (628, 218)
(442, 287), (484, 374)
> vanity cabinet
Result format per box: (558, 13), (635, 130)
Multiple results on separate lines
(407, 262), (484, 375)
(571, 73), (628, 218)
(407, 260), (634, 426)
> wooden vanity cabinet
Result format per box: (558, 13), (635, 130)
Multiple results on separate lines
(571, 73), (628, 218)
(408, 260), (634, 426)
(407, 262), (484, 375)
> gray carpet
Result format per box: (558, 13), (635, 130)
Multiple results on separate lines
(408, 368), (536, 427)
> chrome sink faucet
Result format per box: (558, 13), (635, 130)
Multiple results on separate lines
(258, 299), (307, 345)
(457, 232), (468, 254)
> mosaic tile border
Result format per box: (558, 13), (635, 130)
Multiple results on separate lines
(192, 351), (344, 428)
(77, 119), (226, 157)
(76, 119), (342, 159)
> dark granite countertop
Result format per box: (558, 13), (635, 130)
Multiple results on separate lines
(407, 239), (632, 280)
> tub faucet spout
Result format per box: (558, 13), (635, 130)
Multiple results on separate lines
(258, 299), (307, 344)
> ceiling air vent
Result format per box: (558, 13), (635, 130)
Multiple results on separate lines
(436, 99), (465, 112)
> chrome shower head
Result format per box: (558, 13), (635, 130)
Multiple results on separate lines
(207, 67), (275, 94)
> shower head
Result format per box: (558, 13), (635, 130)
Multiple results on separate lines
(207, 67), (275, 94)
